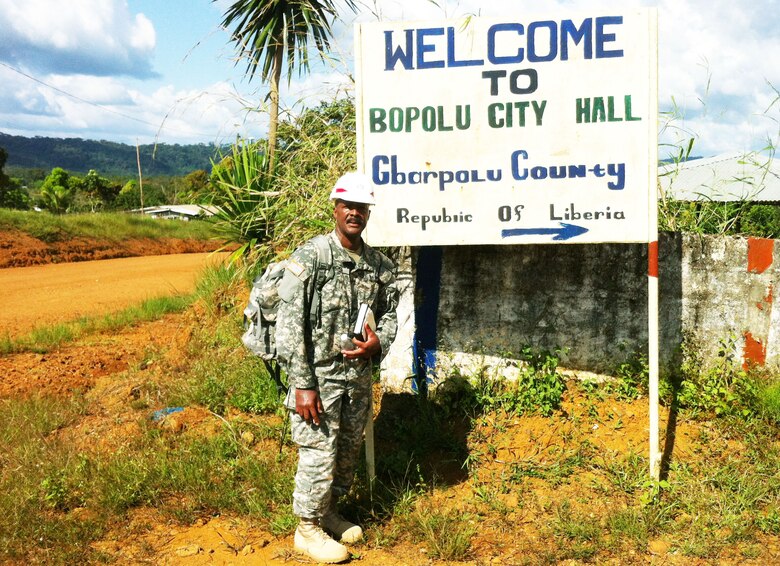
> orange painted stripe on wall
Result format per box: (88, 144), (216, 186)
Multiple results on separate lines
(648, 241), (658, 278)
(743, 331), (767, 368)
(747, 238), (774, 274)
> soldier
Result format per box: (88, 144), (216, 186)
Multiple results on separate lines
(276, 172), (398, 564)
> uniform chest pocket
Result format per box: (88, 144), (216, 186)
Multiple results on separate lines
(355, 273), (378, 306)
(318, 275), (345, 314)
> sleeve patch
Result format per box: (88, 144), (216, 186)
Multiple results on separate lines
(286, 258), (307, 279)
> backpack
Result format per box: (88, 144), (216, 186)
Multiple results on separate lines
(242, 235), (333, 393)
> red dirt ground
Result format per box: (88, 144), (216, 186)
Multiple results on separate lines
(0, 228), (223, 268)
(0, 252), (228, 336)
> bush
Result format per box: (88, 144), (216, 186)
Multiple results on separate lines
(674, 337), (761, 418)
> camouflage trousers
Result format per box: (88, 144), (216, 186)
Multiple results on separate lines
(289, 372), (371, 519)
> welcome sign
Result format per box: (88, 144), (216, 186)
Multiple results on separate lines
(356, 9), (657, 246)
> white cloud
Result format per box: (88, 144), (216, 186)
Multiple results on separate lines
(0, 61), (256, 144)
(0, 0), (157, 77)
(653, 0), (780, 154)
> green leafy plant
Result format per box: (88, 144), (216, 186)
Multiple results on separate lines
(608, 353), (649, 400)
(471, 346), (567, 417)
(675, 336), (761, 418)
(208, 140), (279, 262)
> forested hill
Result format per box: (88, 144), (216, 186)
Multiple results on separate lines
(0, 132), (224, 177)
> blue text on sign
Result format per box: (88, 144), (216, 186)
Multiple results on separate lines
(384, 17), (624, 71)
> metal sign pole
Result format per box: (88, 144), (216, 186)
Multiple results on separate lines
(647, 10), (661, 481)
(365, 394), (376, 501)
(648, 241), (661, 479)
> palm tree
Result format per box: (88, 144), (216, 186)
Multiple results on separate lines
(218, 0), (357, 169)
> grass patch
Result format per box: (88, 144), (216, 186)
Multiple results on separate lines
(162, 261), (284, 417)
(0, 393), (296, 563)
(406, 503), (475, 561)
(170, 354), (282, 416)
(0, 208), (220, 242)
(0, 395), (92, 561)
(0, 294), (194, 355)
(760, 379), (780, 424)
(549, 500), (603, 560)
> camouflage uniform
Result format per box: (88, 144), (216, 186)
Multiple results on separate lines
(276, 231), (398, 519)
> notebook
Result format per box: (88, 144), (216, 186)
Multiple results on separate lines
(352, 303), (376, 340)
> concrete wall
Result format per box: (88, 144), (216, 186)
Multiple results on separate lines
(380, 233), (780, 392)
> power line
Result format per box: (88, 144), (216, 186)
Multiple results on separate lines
(0, 60), (223, 141)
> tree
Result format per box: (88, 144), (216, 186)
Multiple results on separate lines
(82, 169), (120, 202)
(74, 169), (121, 211)
(0, 147), (10, 189)
(0, 147), (29, 209)
(218, 0), (357, 169)
(184, 169), (210, 193)
(39, 167), (75, 214)
(178, 169), (211, 203)
(114, 179), (165, 210)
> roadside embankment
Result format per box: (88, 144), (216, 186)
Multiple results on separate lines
(0, 228), (227, 268)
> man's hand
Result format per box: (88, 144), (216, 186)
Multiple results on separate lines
(295, 388), (324, 425)
(342, 323), (381, 360)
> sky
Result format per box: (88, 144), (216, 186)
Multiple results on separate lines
(0, 0), (778, 159)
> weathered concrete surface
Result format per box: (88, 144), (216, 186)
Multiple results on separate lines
(380, 233), (777, 392)
(433, 242), (658, 375)
(681, 234), (777, 368)
(380, 246), (416, 391)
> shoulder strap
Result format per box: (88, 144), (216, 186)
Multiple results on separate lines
(307, 234), (334, 329)
(363, 244), (383, 281)
(312, 234), (332, 272)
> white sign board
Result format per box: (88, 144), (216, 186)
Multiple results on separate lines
(356, 10), (657, 246)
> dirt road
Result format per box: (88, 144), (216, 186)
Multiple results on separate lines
(0, 253), (228, 336)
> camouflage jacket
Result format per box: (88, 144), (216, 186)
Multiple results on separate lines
(276, 231), (398, 390)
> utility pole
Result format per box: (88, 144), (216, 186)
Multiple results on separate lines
(136, 139), (144, 212)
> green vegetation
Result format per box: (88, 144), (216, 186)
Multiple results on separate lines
(0, 132), (220, 176)
(0, 133), (217, 213)
(0, 394), (295, 562)
(0, 147), (28, 209)
(438, 346), (567, 419)
(204, 97), (356, 267)
(659, 199), (780, 237)
(657, 125), (779, 237)
(0, 208), (219, 242)
(208, 140), (279, 260)
(407, 504), (475, 561)
(4, 165), (213, 213)
(674, 336), (763, 418)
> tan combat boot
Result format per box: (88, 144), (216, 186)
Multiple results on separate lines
(321, 507), (363, 543)
(294, 518), (350, 563)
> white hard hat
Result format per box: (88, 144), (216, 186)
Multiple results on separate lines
(329, 172), (375, 205)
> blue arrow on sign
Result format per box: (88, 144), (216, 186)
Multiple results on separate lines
(501, 222), (589, 241)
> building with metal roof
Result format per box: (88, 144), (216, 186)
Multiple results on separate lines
(134, 204), (217, 220)
(658, 153), (780, 202)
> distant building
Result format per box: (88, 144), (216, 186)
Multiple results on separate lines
(659, 153), (780, 202)
(134, 204), (217, 221)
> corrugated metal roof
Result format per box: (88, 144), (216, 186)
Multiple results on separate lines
(658, 153), (780, 202)
(133, 204), (217, 217)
